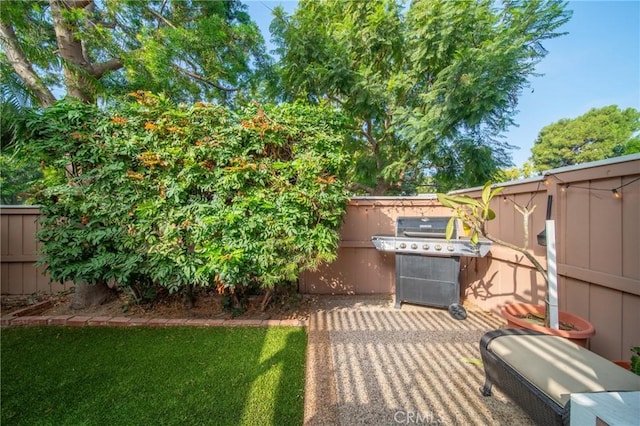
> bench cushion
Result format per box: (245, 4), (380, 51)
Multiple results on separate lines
(487, 334), (640, 405)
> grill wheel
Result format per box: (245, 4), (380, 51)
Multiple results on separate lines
(448, 303), (467, 320)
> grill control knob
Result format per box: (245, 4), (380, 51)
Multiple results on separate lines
(422, 244), (429, 250)
(399, 243), (406, 249)
(411, 243), (418, 249)
(435, 244), (442, 251)
(447, 245), (455, 252)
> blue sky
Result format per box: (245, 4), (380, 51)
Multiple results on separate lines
(244, 0), (640, 169)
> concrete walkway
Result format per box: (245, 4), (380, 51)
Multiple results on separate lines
(304, 295), (535, 425)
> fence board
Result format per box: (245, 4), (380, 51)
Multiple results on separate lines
(589, 285), (623, 360)
(621, 176), (640, 280)
(621, 293), (640, 362)
(7, 263), (23, 294)
(589, 178), (623, 275)
(8, 215), (23, 256)
(1, 214), (8, 257)
(564, 184), (590, 269)
(22, 214), (38, 255)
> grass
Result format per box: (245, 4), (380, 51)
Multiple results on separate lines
(1, 326), (307, 426)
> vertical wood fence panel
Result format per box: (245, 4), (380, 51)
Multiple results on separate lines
(0, 206), (70, 295)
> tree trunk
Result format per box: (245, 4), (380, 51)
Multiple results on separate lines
(0, 22), (57, 107)
(50, 0), (96, 103)
(372, 178), (389, 195)
(70, 280), (116, 310)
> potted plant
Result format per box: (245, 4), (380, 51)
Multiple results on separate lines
(438, 182), (595, 347)
(632, 347), (640, 375)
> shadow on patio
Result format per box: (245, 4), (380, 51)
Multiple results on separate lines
(304, 295), (534, 425)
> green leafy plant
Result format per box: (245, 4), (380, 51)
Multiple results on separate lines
(631, 347), (640, 376)
(25, 94), (351, 300)
(438, 181), (552, 325)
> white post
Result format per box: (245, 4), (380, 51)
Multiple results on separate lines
(546, 220), (559, 329)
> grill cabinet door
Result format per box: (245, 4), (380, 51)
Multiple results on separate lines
(395, 254), (460, 309)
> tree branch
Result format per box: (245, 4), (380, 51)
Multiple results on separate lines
(172, 64), (238, 92)
(361, 119), (377, 147)
(348, 182), (376, 194)
(483, 231), (548, 284)
(513, 204), (536, 249)
(0, 22), (57, 107)
(147, 6), (177, 29)
(92, 58), (123, 78)
(65, 0), (92, 7)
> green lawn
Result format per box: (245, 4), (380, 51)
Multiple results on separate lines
(1, 326), (306, 426)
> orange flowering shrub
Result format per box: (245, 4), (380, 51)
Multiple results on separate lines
(28, 95), (351, 298)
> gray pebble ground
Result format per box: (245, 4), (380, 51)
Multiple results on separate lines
(304, 295), (535, 426)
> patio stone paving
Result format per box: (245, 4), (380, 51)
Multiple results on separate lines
(304, 295), (535, 425)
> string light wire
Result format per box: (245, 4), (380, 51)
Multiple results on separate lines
(541, 174), (640, 198)
(500, 174), (637, 209)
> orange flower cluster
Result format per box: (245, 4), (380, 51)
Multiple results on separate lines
(224, 158), (257, 172)
(128, 90), (157, 106)
(110, 116), (128, 125)
(316, 175), (337, 184)
(195, 136), (219, 147)
(240, 108), (282, 137)
(201, 160), (215, 171)
(144, 121), (157, 131)
(126, 170), (144, 180)
(137, 151), (167, 168)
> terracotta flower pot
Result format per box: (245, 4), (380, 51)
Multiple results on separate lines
(500, 302), (596, 347)
(613, 360), (631, 370)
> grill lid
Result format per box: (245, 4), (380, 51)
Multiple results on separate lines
(396, 216), (456, 239)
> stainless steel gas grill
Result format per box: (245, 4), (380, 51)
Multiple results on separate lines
(371, 216), (492, 319)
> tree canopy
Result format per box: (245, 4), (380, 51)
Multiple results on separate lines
(531, 105), (640, 171)
(270, 0), (571, 193)
(0, 0), (267, 107)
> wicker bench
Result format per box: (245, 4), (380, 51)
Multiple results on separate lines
(479, 329), (640, 425)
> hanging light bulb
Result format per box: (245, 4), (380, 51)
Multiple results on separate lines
(612, 189), (621, 199)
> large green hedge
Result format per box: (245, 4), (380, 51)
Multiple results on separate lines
(27, 93), (351, 294)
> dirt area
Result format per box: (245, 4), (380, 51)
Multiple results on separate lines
(1, 288), (319, 321)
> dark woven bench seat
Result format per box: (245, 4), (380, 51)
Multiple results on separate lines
(479, 329), (640, 425)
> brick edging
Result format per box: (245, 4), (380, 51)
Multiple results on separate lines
(0, 314), (307, 328)
(3, 300), (53, 318)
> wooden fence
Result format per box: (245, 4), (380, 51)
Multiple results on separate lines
(451, 155), (640, 360)
(0, 206), (69, 295)
(1, 154), (639, 359)
(301, 154), (640, 360)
